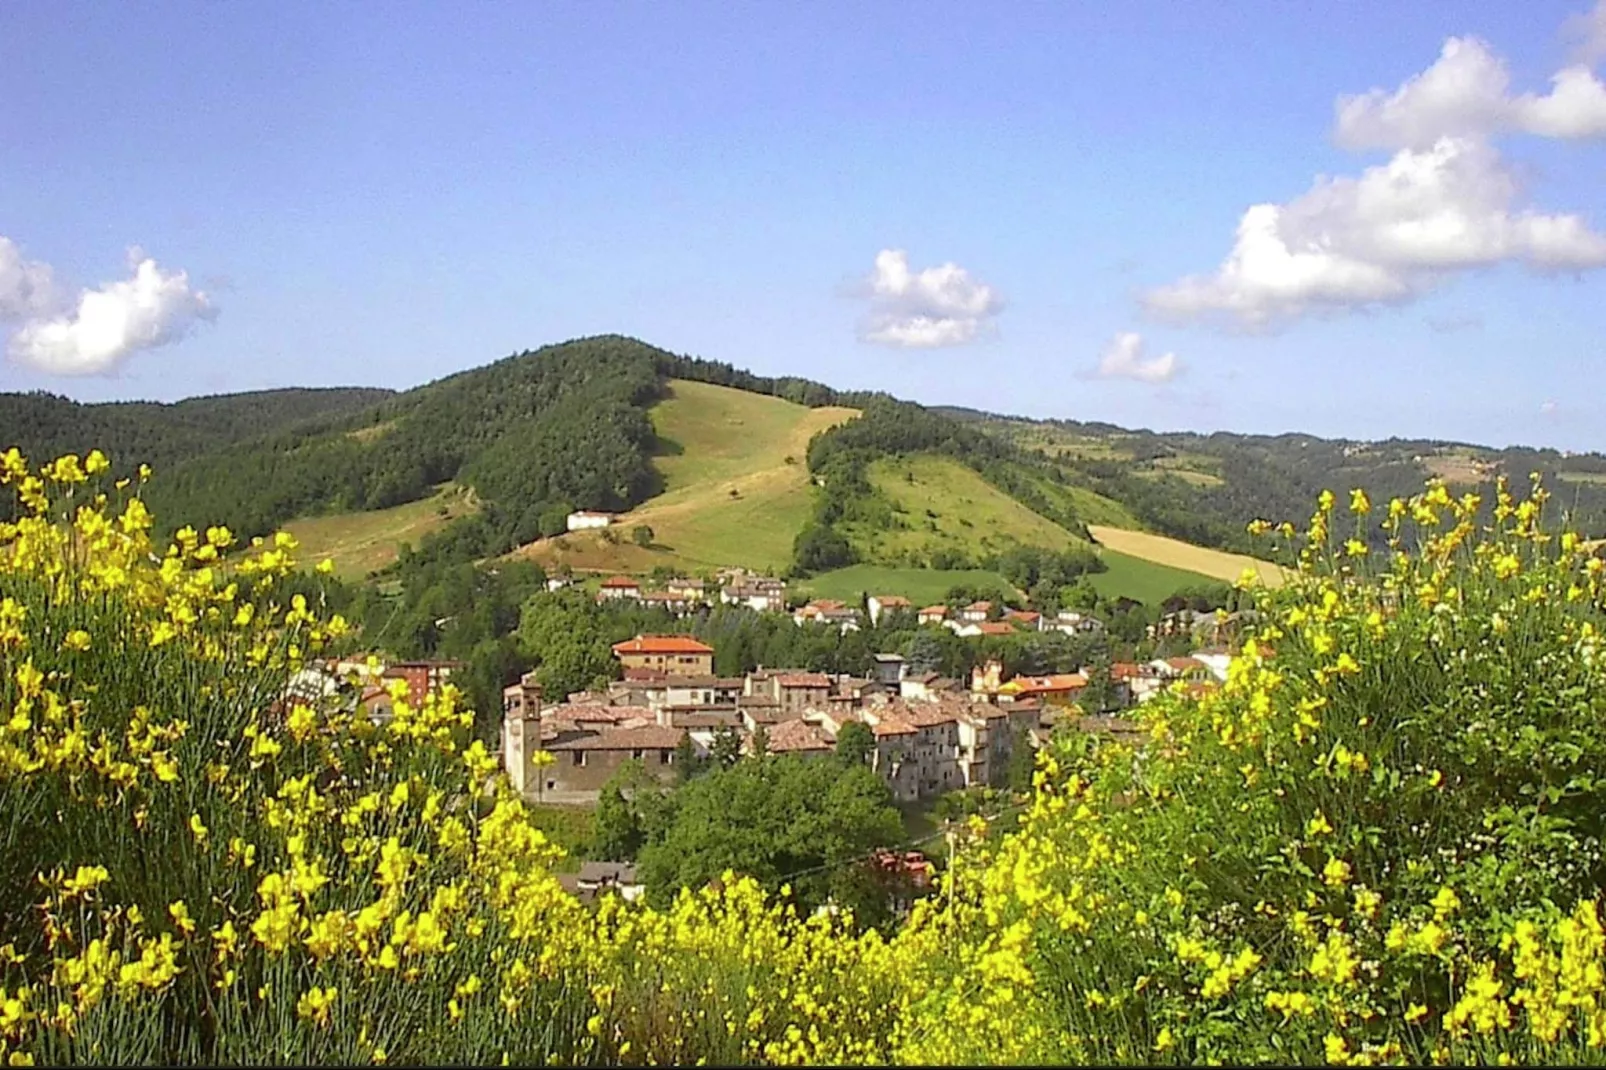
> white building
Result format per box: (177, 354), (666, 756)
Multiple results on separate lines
(566, 510), (614, 532)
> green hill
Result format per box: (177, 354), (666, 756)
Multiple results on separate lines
(511, 380), (858, 574)
(843, 453), (1086, 565)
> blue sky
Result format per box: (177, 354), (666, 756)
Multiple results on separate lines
(2, 1), (1604, 451)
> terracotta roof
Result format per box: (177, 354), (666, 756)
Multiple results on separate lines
(972, 622), (1015, 636)
(546, 724), (685, 751)
(1109, 662), (1150, 681)
(764, 719), (835, 753)
(611, 635), (715, 656)
(964, 601), (994, 612)
(872, 595), (911, 606)
(545, 704), (653, 725)
(600, 576), (641, 589)
(1165, 656), (1203, 671)
(898, 704), (958, 727)
(871, 717), (918, 737)
(1005, 610), (1041, 622)
(777, 672), (831, 688)
(917, 605), (948, 616)
(1001, 674), (1088, 696)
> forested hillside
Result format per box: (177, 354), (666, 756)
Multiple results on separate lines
(942, 410), (1606, 549)
(0, 386), (393, 475)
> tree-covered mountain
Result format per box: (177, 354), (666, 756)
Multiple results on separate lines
(0, 386), (394, 475)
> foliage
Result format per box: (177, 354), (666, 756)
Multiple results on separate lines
(635, 757), (904, 912)
(17, 449), (1606, 1064)
(835, 721), (875, 766)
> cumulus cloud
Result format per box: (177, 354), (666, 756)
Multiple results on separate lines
(1145, 7), (1606, 332)
(1568, 0), (1606, 65)
(0, 239), (215, 376)
(1333, 36), (1606, 150)
(1145, 137), (1606, 327)
(856, 249), (1003, 348)
(1092, 331), (1181, 384)
(0, 238), (61, 322)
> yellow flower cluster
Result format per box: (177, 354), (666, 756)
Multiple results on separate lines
(8, 451), (1606, 1065)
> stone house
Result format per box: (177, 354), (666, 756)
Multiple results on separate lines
(596, 576), (643, 602)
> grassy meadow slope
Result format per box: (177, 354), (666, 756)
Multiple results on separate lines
(282, 484), (480, 580)
(516, 380), (858, 573)
(843, 454), (1086, 565)
(793, 565), (1021, 606)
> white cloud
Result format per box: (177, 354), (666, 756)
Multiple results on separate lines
(2, 242), (216, 376)
(0, 237), (61, 322)
(1145, 137), (1606, 328)
(1567, 0), (1606, 65)
(1148, 11), (1606, 330)
(1540, 399), (1560, 414)
(1333, 37), (1606, 150)
(856, 249), (1003, 348)
(1093, 331), (1181, 384)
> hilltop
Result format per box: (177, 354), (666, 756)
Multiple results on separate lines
(9, 333), (1605, 607)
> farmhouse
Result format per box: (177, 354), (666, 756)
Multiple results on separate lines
(961, 601), (994, 623)
(596, 576), (642, 602)
(664, 578), (708, 602)
(611, 634), (716, 677)
(1051, 610), (1105, 636)
(866, 594), (912, 626)
(793, 599), (860, 632)
(566, 510), (614, 532)
(720, 575), (788, 613)
(916, 605), (949, 626)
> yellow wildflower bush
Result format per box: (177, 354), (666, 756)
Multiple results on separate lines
(10, 451), (1606, 1064)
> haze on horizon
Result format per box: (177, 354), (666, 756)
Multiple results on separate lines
(1, 0), (1604, 451)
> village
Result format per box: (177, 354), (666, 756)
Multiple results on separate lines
(286, 553), (1253, 810)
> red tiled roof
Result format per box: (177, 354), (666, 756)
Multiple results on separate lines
(972, 622), (1015, 636)
(777, 673), (831, 688)
(1004, 674), (1088, 696)
(546, 724), (685, 751)
(871, 717), (918, 737)
(1165, 656), (1203, 671)
(1005, 610), (1041, 622)
(1109, 662), (1149, 681)
(917, 605), (948, 616)
(600, 576), (641, 589)
(765, 719), (835, 753)
(612, 635), (715, 656)
(872, 595), (911, 606)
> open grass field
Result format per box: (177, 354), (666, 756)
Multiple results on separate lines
(1088, 525), (1287, 587)
(282, 484), (477, 580)
(841, 454), (1086, 565)
(794, 564), (1020, 607)
(1087, 548), (1219, 605)
(515, 380), (858, 574)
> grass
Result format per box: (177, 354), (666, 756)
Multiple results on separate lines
(1086, 548), (1219, 605)
(842, 454), (1086, 566)
(1558, 471), (1606, 486)
(1088, 525), (1288, 588)
(515, 380), (857, 575)
(282, 484), (478, 580)
(795, 564), (1019, 607)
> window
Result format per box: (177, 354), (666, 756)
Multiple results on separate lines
(660, 750), (671, 764)
(546, 780), (556, 792)
(571, 751), (585, 767)
(632, 749), (644, 760)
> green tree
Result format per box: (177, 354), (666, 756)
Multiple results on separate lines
(673, 731), (702, 785)
(710, 725), (743, 769)
(835, 721), (875, 766)
(636, 758), (903, 911)
(631, 524), (655, 547)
